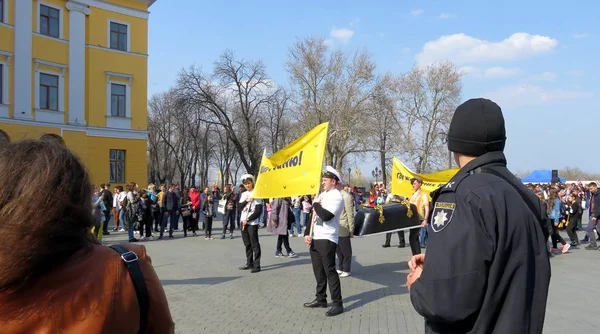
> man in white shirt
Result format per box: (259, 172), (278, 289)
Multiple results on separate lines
(303, 166), (345, 316)
(238, 174), (264, 273)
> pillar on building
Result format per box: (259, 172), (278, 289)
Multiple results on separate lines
(66, 1), (90, 126)
(13, 0), (33, 119)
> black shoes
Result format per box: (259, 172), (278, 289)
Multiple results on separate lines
(382, 244), (390, 248)
(398, 244), (406, 248)
(326, 305), (344, 317)
(239, 265), (261, 272)
(303, 299), (328, 308)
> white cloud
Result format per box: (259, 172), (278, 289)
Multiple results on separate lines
(330, 27), (355, 44)
(460, 66), (520, 78)
(484, 85), (594, 107)
(529, 72), (557, 82)
(572, 33), (588, 39)
(439, 13), (454, 19)
(416, 32), (558, 65)
(410, 9), (424, 16)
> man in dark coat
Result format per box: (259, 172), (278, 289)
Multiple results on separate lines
(407, 98), (551, 334)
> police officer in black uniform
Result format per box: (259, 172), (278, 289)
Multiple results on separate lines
(406, 98), (551, 333)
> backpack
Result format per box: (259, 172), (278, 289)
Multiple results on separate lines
(127, 192), (145, 223)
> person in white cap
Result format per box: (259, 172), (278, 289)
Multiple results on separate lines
(303, 166), (345, 316)
(237, 174), (264, 273)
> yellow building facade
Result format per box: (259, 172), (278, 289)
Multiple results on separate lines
(0, 0), (155, 187)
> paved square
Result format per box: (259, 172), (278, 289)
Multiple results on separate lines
(103, 222), (598, 334)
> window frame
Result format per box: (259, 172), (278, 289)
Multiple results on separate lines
(0, 64), (3, 105)
(39, 72), (60, 111)
(37, 2), (63, 39)
(109, 149), (126, 184)
(0, 0), (5, 24)
(110, 83), (127, 117)
(108, 20), (130, 52)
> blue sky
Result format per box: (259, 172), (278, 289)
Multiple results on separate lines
(147, 0), (599, 176)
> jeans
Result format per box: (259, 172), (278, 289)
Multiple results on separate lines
(102, 210), (112, 233)
(119, 209), (126, 229)
(419, 226), (428, 247)
(126, 217), (135, 241)
(302, 212), (311, 228)
(223, 210), (235, 234)
(291, 207), (302, 235)
(160, 209), (177, 237)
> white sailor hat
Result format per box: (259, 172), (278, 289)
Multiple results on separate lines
(241, 174), (255, 182)
(322, 166), (341, 183)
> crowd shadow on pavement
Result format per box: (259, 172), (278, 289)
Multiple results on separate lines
(343, 259), (410, 311)
(260, 252), (312, 271)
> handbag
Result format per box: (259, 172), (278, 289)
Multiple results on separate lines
(218, 199), (226, 214)
(109, 245), (148, 334)
(181, 207), (191, 217)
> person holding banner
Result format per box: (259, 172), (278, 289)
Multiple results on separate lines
(238, 174), (264, 274)
(303, 166), (345, 317)
(406, 98), (551, 333)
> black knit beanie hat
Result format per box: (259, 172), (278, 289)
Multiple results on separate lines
(447, 98), (506, 156)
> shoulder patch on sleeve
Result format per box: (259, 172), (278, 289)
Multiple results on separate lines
(431, 202), (456, 232)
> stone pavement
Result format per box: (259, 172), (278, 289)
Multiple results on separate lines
(103, 223), (599, 334)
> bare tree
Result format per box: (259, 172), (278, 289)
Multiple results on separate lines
(265, 88), (294, 153)
(147, 91), (179, 185)
(176, 50), (274, 175)
(394, 61), (462, 173)
(365, 73), (399, 185)
(286, 37), (376, 170)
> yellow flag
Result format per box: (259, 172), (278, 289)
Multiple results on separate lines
(252, 123), (329, 199)
(391, 157), (459, 199)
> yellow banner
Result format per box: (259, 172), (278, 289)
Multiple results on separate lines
(252, 123), (329, 199)
(391, 157), (459, 199)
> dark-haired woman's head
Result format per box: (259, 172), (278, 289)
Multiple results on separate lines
(0, 140), (96, 292)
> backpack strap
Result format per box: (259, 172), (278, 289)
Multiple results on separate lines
(109, 245), (149, 334)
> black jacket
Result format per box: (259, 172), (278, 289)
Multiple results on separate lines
(591, 192), (600, 220)
(410, 151), (551, 334)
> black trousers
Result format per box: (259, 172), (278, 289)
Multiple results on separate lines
(551, 223), (566, 248)
(310, 239), (342, 305)
(205, 216), (213, 237)
(140, 214), (152, 238)
(241, 225), (261, 269)
(335, 236), (352, 273)
(276, 233), (293, 253)
(384, 232), (402, 245)
(566, 217), (579, 244)
(398, 229), (421, 255)
(153, 210), (161, 231)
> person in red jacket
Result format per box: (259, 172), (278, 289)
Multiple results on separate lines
(189, 186), (201, 233)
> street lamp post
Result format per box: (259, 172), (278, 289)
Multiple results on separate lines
(348, 168), (351, 186)
(371, 167), (382, 185)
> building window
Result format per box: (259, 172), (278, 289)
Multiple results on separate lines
(109, 149), (126, 183)
(109, 22), (128, 51)
(40, 4), (60, 38)
(0, 0), (4, 24)
(110, 83), (127, 117)
(39, 73), (59, 111)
